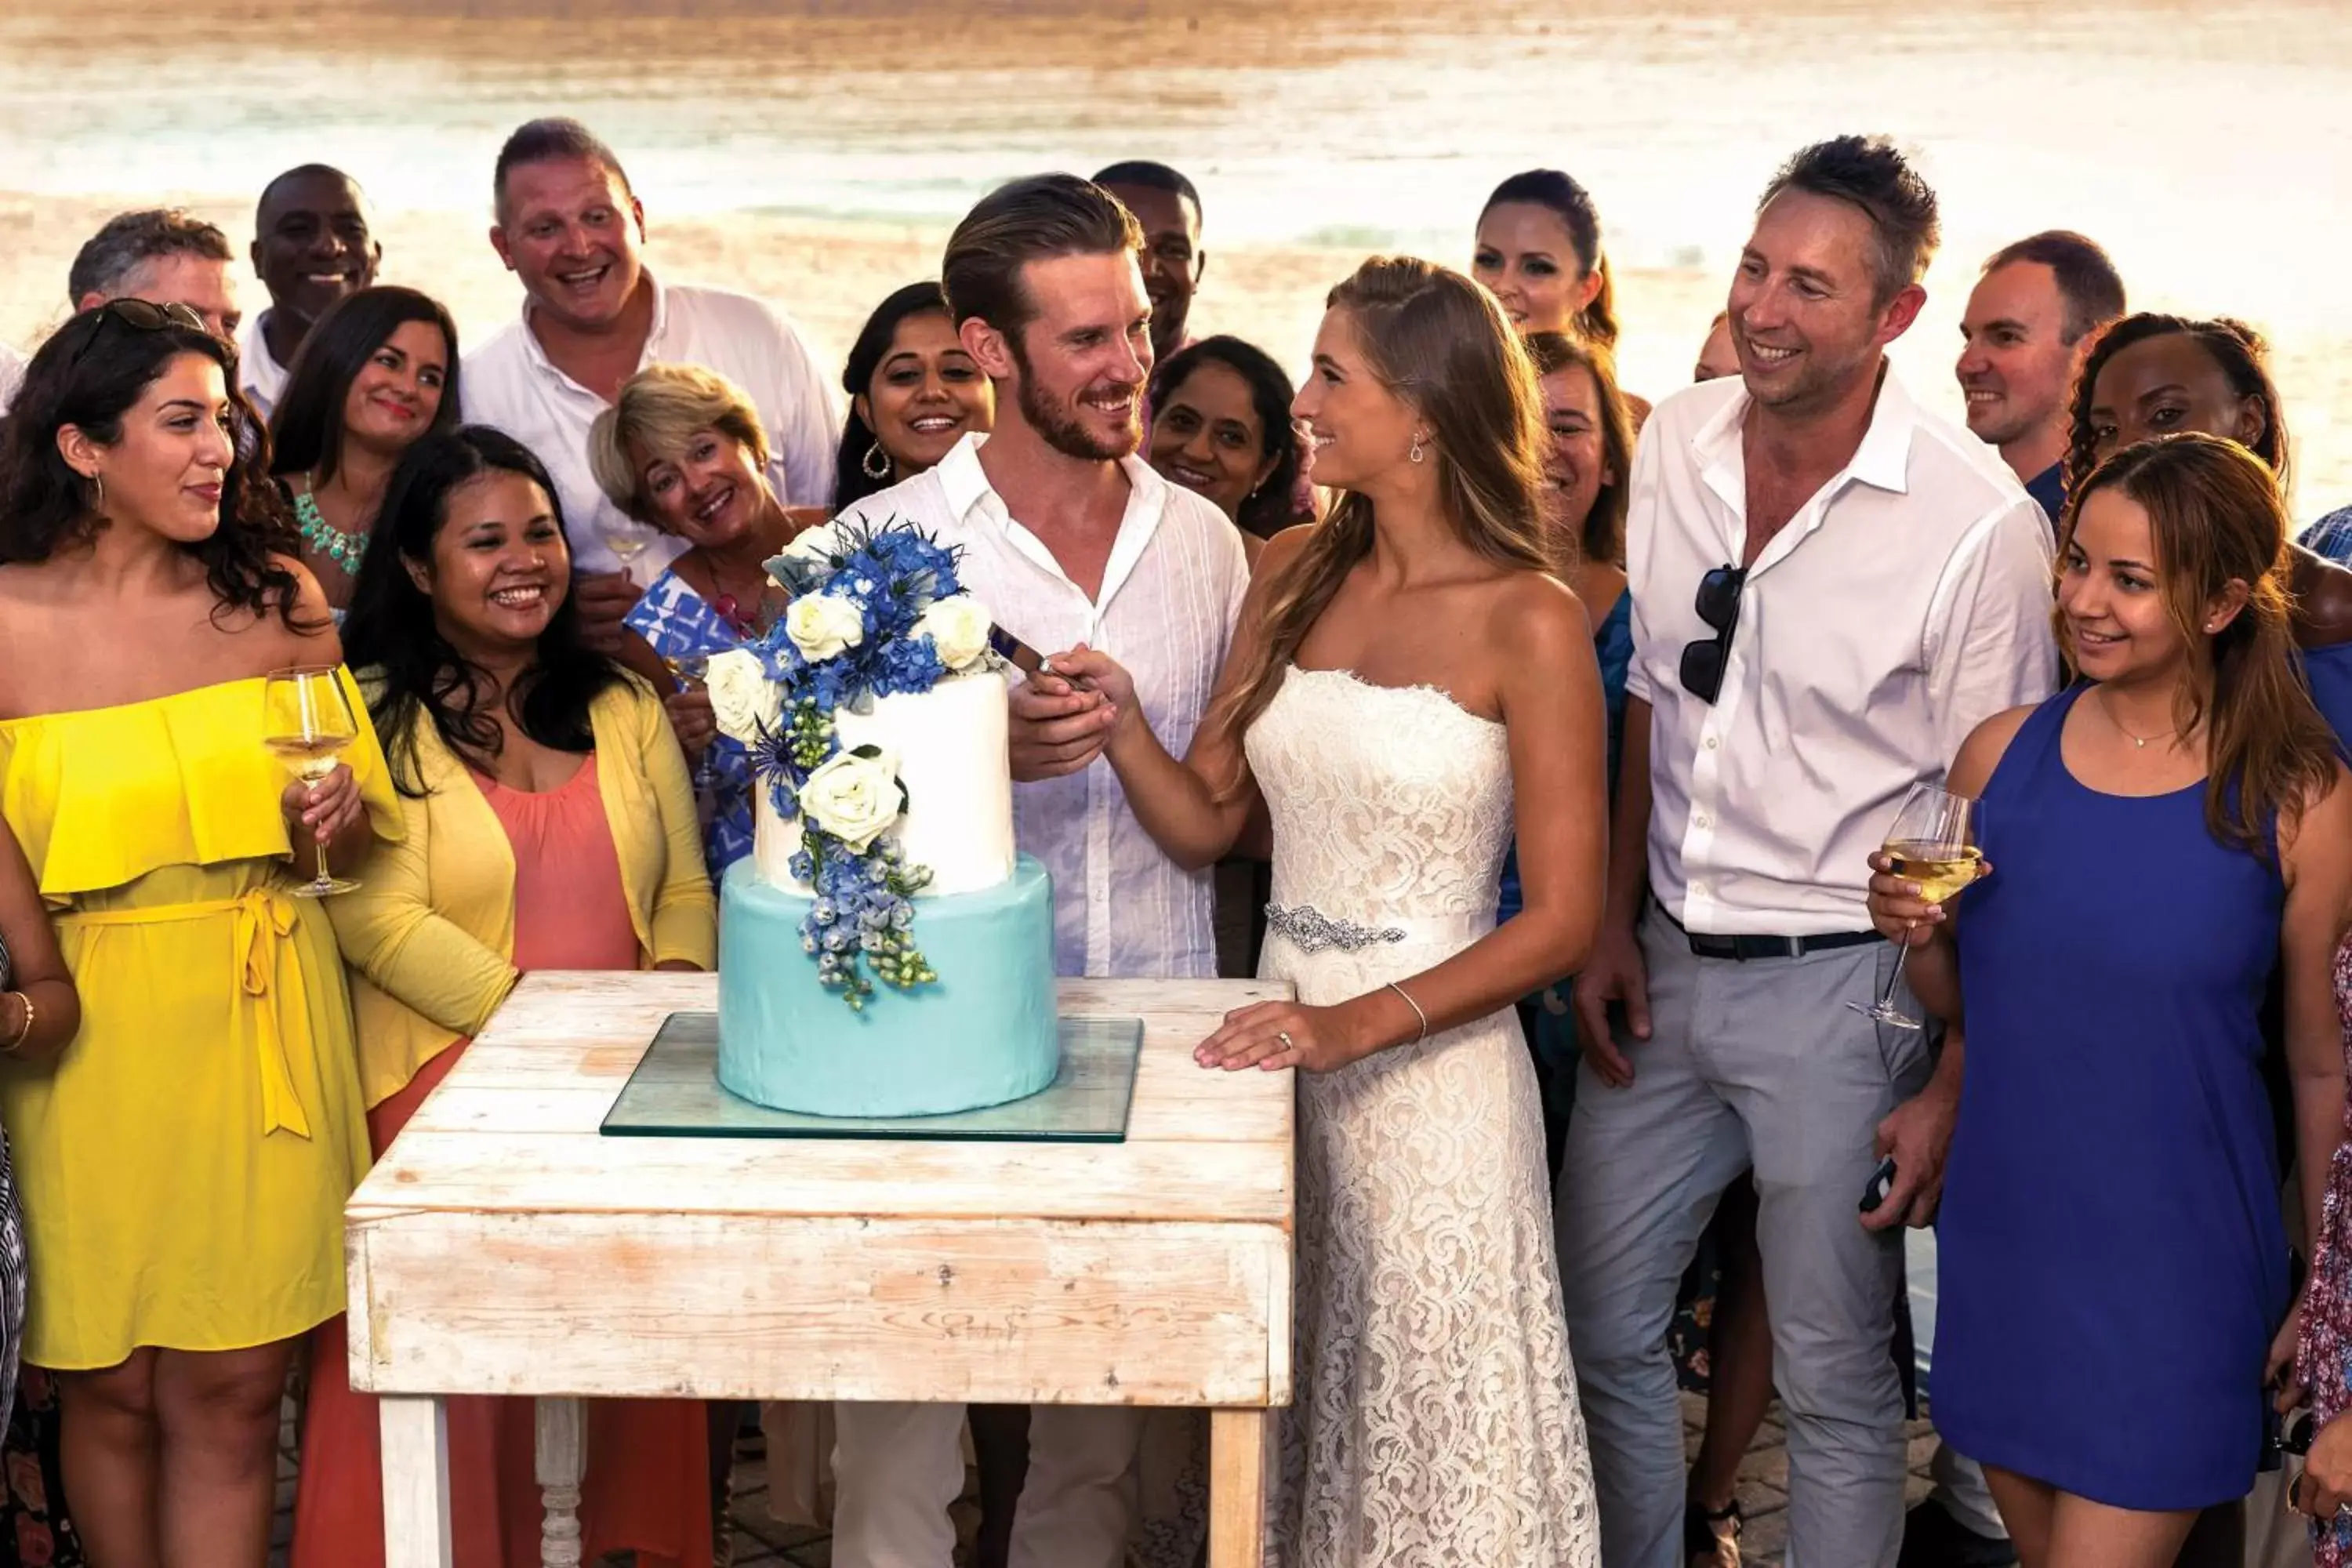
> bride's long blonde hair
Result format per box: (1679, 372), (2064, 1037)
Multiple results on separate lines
(1206, 256), (1553, 797)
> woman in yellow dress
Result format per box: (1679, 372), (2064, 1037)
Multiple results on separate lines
(0, 302), (399, 1566)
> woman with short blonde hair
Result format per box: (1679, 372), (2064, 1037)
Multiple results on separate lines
(587, 363), (804, 880)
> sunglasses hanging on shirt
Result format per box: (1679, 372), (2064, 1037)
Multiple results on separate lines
(1678, 565), (1748, 704)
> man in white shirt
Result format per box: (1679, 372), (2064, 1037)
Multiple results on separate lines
(460, 118), (842, 651)
(238, 164), (382, 422)
(1556, 137), (2058, 1568)
(827, 173), (1248, 1568)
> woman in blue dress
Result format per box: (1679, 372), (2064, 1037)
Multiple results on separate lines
(588, 364), (809, 878)
(1868, 433), (2352, 1565)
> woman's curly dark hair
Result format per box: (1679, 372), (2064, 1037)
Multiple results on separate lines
(0, 307), (308, 626)
(2063, 313), (2288, 499)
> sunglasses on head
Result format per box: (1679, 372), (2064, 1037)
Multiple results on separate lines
(67, 298), (212, 371)
(1677, 564), (1748, 704)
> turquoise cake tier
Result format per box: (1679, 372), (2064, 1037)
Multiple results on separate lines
(717, 853), (1060, 1117)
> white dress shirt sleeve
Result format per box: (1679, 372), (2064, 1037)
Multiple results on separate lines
(1922, 497), (2062, 775)
(751, 300), (844, 512)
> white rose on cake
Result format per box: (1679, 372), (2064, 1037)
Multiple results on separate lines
(702, 648), (782, 743)
(800, 746), (905, 853)
(786, 592), (866, 662)
(915, 593), (993, 670)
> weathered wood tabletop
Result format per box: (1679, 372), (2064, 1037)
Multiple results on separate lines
(347, 970), (1296, 1568)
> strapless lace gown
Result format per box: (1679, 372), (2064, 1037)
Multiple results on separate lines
(1245, 666), (1599, 1566)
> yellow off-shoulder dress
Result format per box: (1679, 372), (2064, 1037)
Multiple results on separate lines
(0, 670), (400, 1370)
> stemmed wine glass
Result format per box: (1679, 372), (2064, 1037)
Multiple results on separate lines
(663, 655), (714, 789)
(601, 521), (654, 577)
(1850, 782), (1982, 1031)
(263, 666), (362, 897)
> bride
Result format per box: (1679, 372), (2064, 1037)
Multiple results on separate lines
(1050, 256), (1604, 1566)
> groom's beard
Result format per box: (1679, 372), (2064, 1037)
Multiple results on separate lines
(1007, 339), (1142, 463)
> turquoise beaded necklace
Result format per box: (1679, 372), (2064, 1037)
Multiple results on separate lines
(293, 481), (368, 575)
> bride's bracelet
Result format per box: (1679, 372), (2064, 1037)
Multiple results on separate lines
(1385, 981), (1428, 1044)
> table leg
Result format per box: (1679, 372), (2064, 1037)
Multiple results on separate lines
(1207, 1407), (1270, 1568)
(379, 1396), (454, 1568)
(535, 1396), (586, 1568)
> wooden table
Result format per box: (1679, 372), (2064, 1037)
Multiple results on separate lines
(346, 971), (1296, 1568)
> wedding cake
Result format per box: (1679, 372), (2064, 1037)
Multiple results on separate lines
(705, 519), (1058, 1117)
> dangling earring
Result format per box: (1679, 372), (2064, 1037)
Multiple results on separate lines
(862, 441), (892, 481)
(89, 473), (107, 514)
(1408, 432), (1427, 465)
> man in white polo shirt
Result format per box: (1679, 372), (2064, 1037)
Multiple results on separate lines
(462, 118), (841, 650)
(1556, 136), (2057, 1568)
(826, 173), (1247, 1568)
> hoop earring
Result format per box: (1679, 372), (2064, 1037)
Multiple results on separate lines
(89, 473), (107, 514)
(861, 442), (892, 481)
(1408, 432), (1427, 465)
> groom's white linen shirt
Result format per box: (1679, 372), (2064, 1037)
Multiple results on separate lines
(1624, 367), (2058, 935)
(837, 433), (1249, 980)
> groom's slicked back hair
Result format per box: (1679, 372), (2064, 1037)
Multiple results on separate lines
(942, 174), (1144, 339)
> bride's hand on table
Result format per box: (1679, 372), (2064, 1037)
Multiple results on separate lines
(1196, 998), (1370, 1074)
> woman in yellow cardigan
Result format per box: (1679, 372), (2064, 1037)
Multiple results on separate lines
(291, 427), (718, 1568)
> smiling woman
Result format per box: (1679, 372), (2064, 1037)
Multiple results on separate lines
(304, 424), (716, 1568)
(0, 303), (397, 1568)
(589, 362), (811, 878)
(268, 285), (461, 613)
(1145, 334), (1301, 554)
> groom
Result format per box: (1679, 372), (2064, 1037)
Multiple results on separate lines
(825, 173), (1250, 1566)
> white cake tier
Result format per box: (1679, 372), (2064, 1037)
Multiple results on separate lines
(752, 667), (1016, 898)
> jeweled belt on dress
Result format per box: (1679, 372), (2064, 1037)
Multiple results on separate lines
(1263, 902), (1411, 954)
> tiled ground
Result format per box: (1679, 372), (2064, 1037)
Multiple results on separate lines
(270, 1392), (1940, 1567)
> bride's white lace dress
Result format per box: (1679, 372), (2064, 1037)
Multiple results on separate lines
(1245, 666), (1599, 1567)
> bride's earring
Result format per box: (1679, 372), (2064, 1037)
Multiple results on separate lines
(1408, 431), (1427, 465)
(862, 441), (892, 481)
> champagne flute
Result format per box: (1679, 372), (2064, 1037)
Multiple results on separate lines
(263, 665), (362, 897)
(1849, 782), (1982, 1031)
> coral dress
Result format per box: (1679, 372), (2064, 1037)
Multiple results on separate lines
(0, 673), (396, 1369)
(292, 756), (713, 1568)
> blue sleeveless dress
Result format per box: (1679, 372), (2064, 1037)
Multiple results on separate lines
(1935, 685), (2289, 1509)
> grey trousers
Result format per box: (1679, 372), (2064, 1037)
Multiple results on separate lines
(1555, 903), (1930, 1568)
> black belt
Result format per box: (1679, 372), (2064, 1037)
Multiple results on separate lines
(1656, 898), (1882, 962)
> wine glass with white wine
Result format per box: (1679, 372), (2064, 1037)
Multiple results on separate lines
(263, 666), (362, 897)
(1850, 781), (1982, 1031)
(601, 520), (654, 576)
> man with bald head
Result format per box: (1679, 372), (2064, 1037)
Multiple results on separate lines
(241, 165), (382, 419)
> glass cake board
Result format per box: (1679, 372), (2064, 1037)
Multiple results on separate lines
(601, 1012), (1145, 1142)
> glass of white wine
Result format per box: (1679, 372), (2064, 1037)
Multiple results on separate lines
(1850, 781), (1982, 1031)
(601, 520), (653, 576)
(263, 665), (362, 898)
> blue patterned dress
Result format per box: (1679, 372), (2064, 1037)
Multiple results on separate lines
(624, 569), (758, 880)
